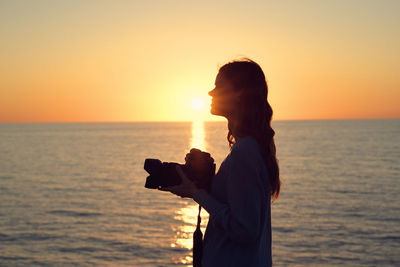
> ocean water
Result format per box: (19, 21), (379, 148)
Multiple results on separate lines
(0, 119), (399, 266)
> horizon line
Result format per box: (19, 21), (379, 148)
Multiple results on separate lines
(0, 117), (399, 124)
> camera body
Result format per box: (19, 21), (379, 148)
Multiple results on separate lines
(144, 149), (215, 191)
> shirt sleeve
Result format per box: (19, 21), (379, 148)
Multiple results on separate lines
(193, 143), (265, 244)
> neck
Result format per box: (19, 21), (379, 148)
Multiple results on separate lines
(227, 116), (242, 140)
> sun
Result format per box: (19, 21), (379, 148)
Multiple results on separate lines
(191, 97), (205, 111)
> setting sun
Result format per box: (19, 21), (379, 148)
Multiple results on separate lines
(0, 1), (399, 123)
(191, 98), (205, 111)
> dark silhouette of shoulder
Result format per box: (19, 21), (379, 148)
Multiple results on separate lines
(231, 136), (261, 158)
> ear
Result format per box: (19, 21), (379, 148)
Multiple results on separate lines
(235, 89), (245, 102)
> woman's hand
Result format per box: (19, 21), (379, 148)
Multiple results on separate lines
(158, 165), (199, 199)
(185, 148), (214, 172)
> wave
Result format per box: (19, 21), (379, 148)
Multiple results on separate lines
(47, 210), (103, 217)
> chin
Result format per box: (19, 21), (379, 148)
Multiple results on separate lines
(210, 108), (225, 117)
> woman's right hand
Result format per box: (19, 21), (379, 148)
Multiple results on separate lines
(158, 165), (199, 199)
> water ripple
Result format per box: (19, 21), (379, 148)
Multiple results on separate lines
(47, 210), (103, 217)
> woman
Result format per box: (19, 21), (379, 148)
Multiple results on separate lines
(161, 59), (280, 267)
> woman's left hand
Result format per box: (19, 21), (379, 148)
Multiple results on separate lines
(158, 165), (199, 199)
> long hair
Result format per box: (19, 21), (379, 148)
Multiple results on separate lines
(219, 58), (281, 201)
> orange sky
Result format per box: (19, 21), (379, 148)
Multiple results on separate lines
(0, 1), (399, 122)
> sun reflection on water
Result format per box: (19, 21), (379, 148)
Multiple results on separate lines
(190, 120), (206, 151)
(170, 120), (209, 265)
(171, 203), (209, 264)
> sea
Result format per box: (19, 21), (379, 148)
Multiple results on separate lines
(0, 119), (399, 266)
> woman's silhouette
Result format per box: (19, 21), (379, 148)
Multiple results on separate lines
(161, 58), (280, 267)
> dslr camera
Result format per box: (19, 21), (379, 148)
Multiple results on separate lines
(144, 148), (215, 191)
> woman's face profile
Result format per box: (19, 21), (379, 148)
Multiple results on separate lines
(208, 72), (241, 118)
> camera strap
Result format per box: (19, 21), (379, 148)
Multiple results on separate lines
(193, 205), (203, 267)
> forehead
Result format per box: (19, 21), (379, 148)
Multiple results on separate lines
(215, 72), (228, 85)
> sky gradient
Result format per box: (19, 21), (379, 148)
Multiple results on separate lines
(1, 0), (399, 122)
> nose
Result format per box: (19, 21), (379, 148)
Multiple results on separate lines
(208, 88), (215, 97)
